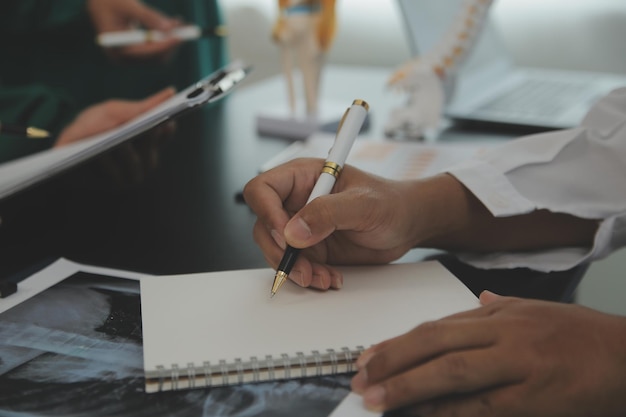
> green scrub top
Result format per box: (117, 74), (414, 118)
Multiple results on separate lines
(0, 0), (227, 163)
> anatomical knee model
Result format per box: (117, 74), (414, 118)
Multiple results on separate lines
(272, 0), (337, 119)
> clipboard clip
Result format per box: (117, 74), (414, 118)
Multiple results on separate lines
(187, 61), (252, 102)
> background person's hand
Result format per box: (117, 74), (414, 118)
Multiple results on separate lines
(351, 292), (626, 417)
(87, 0), (183, 62)
(54, 87), (175, 147)
(55, 88), (177, 186)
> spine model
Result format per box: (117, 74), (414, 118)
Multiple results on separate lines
(385, 0), (494, 139)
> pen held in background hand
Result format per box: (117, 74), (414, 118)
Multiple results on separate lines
(96, 25), (227, 48)
(0, 122), (50, 139)
(270, 99), (370, 297)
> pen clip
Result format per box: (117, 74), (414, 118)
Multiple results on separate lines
(335, 107), (350, 135)
(325, 107), (351, 158)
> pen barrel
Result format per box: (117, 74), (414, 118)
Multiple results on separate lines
(325, 100), (368, 168)
(306, 99), (368, 203)
(97, 26), (202, 47)
(172, 26), (202, 40)
(277, 246), (301, 272)
(307, 172), (337, 203)
(98, 31), (147, 47)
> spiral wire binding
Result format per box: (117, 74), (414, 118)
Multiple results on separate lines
(342, 347), (354, 373)
(297, 352), (307, 378)
(171, 364), (179, 390)
(146, 346), (366, 392)
(235, 358), (244, 384)
(187, 362), (196, 389)
(251, 356), (260, 383)
(219, 360), (228, 386)
(203, 361), (212, 387)
(312, 350), (322, 377)
(282, 353), (291, 379)
(328, 349), (338, 374)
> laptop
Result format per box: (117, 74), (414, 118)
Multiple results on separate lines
(396, 0), (626, 129)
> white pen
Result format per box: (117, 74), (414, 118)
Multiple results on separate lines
(270, 99), (370, 297)
(96, 25), (227, 48)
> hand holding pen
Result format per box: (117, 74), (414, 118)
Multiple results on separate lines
(88, 0), (184, 61)
(268, 99), (369, 296)
(0, 122), (50, 139)
(97, 25), (227, 48)
(243, 98), (441, 293)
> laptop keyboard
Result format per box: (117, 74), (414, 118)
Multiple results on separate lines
(475, 78), (598, 120)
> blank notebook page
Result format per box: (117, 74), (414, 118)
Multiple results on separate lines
(140, 261), (479, 392)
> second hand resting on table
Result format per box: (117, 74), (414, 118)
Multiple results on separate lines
(242, 156), (626, 416)
(353, 289), (626, 416)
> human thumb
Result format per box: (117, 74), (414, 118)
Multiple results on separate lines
(284, 217), (315, 248)
(479, 290), (504, 305)
(127, 0), (178, 31)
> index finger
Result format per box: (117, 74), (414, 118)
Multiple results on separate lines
(243, 158), (324, 231)
(106, 87), (176, 121)
(356, 316), (497, 390)
(124, 1), (178, 31)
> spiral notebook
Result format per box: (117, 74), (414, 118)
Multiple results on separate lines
(139, 261), (479, 393)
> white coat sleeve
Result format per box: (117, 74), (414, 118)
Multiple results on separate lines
(447, 87), (626, 272)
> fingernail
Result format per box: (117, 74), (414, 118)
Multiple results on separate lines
(356, 348), (375, 369)
(363, 385), (386, 411)
(318, 273), (330, 290)
(270, 229), (286, 250)
(479, 289), (503, 305)
(287, 217), (312, 242)
(331, 271), (343, 289)
(350, 369), (368, 393)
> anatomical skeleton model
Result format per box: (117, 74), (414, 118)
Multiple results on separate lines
(385, 0), (493, 139)
(272, 0), (337, 119)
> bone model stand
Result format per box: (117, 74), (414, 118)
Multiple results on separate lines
(385, 0), (493, 140)
(272, 0), (337, 119)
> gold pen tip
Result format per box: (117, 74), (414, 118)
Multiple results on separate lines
(270, 270), (289, 297)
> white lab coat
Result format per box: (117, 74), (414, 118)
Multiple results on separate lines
(448, 87), (626, 272)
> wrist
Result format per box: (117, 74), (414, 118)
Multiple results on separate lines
(405, 173), (486, 249)
(409, 173), (598, 252)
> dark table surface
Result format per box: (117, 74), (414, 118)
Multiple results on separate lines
(0, 66), (587, 416)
